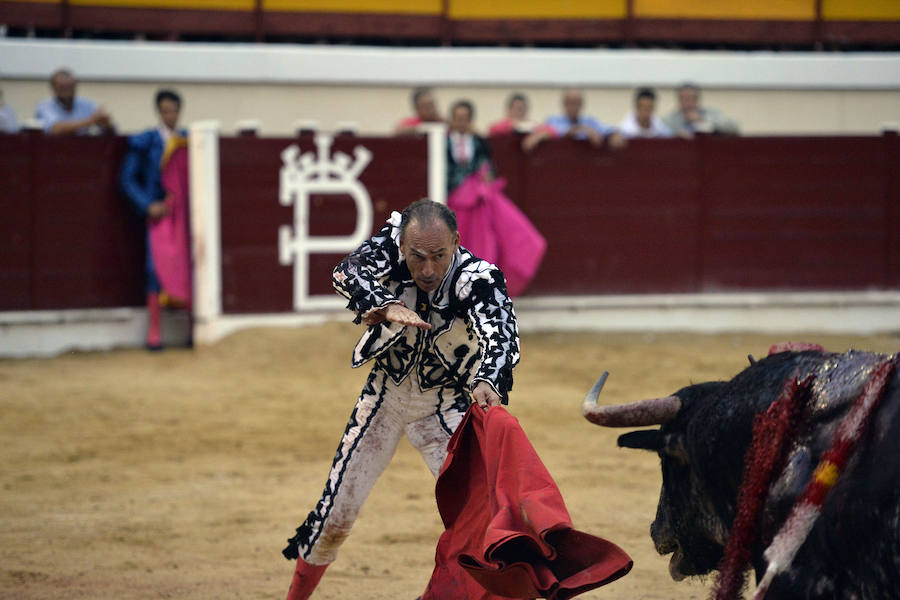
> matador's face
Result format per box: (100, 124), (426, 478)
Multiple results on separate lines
(157, 98), (181, 131)
(399, 219), (459, 293)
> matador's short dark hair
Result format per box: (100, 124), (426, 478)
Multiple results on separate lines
(399, 199), (458, 239)
(634, 87), (657, 104)
(450, 99), (475, 121)
(155, 89), (182, 109)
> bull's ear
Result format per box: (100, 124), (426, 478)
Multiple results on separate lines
(618, 429), (663, 451)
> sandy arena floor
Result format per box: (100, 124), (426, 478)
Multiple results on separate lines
(2, 322), (897, 600)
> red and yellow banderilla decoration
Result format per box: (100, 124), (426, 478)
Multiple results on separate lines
(752, 355), (897, 600)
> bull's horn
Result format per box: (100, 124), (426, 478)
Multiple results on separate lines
(582, 371), (609, 405)
(583, 376), (682, 427)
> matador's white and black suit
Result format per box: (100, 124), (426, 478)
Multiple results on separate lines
(283, 212), (520, 568)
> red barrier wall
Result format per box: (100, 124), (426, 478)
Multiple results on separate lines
(0, 133), (145, 311)
(0, 132), (897, 313)
(490, 134), (900, 296)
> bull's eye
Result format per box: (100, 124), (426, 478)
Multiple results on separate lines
(662, 433), (689, 464)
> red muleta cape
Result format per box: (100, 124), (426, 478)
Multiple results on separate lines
(422, 406), (632, 600)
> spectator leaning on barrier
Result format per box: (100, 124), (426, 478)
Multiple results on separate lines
(0, 86), (19, 133)
(662, 82), (740, 138)
(447, 99), (492, 193)
(523, 88), (625, 152)
(488, 92), (537, 136)
(619, 88), (672, 139)
(35, 68), (114, 135)
(395, 86), (443, 135)
(119, 89), (191, 351)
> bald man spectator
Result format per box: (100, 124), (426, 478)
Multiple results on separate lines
(523, 88), (625, 152)
(662, 83), (739, 138)
(395, 87), (443, 135)
(35, 68), (114, 135)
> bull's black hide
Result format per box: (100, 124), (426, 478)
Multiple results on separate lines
(609, 350), (898, 599)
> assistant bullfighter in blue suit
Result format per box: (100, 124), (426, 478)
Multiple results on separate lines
(119, 89), (188, 350)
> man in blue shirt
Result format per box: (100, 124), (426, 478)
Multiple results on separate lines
(0, 86), (18, 133)
(524, 88), (625, 151)
(35, 69), (114, 135)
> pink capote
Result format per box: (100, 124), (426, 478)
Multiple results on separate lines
(149, 142), (192, 306)
(448, 171), (546, 297)
(421, 406), (633, 600)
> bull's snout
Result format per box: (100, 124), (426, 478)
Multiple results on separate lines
(650, 518), (677, 555)
(650, 509), (691, 581)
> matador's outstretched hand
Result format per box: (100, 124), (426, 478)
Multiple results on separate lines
(363, 303), (432, 330)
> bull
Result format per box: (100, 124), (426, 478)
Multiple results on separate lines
(583, 347), (899, 599)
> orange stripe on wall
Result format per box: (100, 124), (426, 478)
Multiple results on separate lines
(634, 0), (814, 20)
(16, 0), (900, 23)
(263, 0), (440, 14)
(448, 0), (626, 20)
(823, 0), (900, 20)
(70, 0), (254, 10)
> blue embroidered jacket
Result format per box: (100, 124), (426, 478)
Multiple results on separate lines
(119, 128), (187, 216)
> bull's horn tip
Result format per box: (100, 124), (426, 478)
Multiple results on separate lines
(583, 371), (610, 406)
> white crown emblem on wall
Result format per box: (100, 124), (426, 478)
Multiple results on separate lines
(278, 133), (374, 311)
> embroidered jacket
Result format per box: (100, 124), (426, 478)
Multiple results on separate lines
(333, 214), (520, 401)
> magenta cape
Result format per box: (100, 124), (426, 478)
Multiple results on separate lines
(448, 172), (546, 297)
(148, 143), (192, 306)
(421, 406), (633, 600)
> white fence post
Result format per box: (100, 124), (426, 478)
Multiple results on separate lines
(421, 123), (447, 205)
(188, 120), (222, 344)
